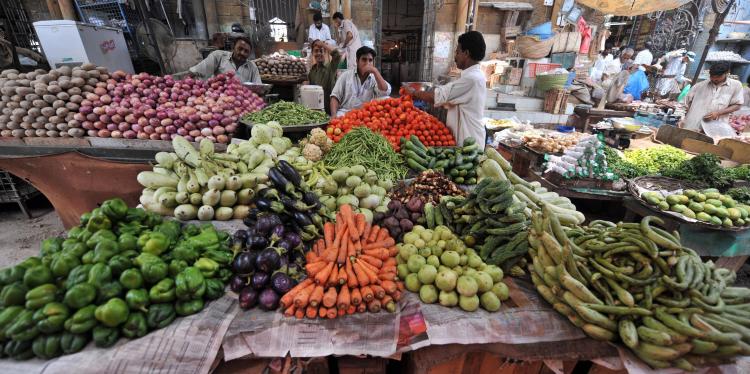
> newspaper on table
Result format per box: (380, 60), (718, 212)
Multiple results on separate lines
(0, 295), (238, 374)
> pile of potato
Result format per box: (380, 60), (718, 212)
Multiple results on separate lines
(0, 64), (109, 138)
(254, 53), (307, 79)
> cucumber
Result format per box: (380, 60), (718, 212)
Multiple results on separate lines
(463, 137), (476, 146)
(410, 135), (427, 151)
(404, 149), (428, 166)
(405, 141), (428, 159)
(407, 158), (427, 172)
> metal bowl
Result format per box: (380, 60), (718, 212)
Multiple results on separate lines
(402, 82), (434, 92)
(243, 83), (273, 95)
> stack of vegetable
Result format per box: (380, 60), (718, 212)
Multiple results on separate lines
(313, 164), (393, 222)
(402, 136), (482, 185)
(397, 225), (509, 312)
(298, 128), (334, 162)
(323, 127), (408, 182)
(605, 145), (689, 179)
(242, 101), (328, 126)
(390, 170), (466, 206)
(528, 208), (750, 370)
(662, 153), (750, 191)
(254, 53), (308, 80)
(373, 198), (425, 242)
(641, 189), (750, 227)
(326, 96), (455, 151)
(0, 65), (111, 139)
(137, 122), (299, 219)
(280, 205), (403, 318)
(0, 198), (233, 360)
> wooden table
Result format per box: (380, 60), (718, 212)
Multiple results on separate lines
(573, 106), (633, 133)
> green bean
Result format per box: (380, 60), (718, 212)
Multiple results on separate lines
(323, 127), (407, 181)
(244, 101), (329, 126)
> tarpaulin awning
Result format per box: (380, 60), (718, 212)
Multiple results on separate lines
(575, 0), (691, 16)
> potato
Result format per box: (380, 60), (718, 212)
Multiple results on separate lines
(48, 116), (61, 124)
(35, 129), (47, 137)
(99, 74), (110, 81)
(34, 87), (47, 96)
(48, 70), (60, 80)
(26, 72), (37, 80)
(56, 122), (68, 132)
(68, 128), (85, 137)
(70, 77), (85, 87)
(32, 99), (46, 108)
(52, 100), (65, 109)
(31, 121), (43, 129)
(67, 87), (82, 96)
(6, 121), (19, 129)
(37, 74), (52, 83)
(65, 102), (79, 111)
(6, 73), (18, 80)
(82, 85), (95, 93)
(1, 95), (8, 101)
(20, 122), (32, 130)
(25, 93), (39, 102)
(55, 107), (69, 117)
(86, 78), (99, 86)
(0, 130), (9, 137)
(27, 107), (41, 117)
(17, 79), (30, 87)
(95, 82), (107, 89)
(5, 102), (18, 109)
(34, 69), (45, 75)
(65, 112), (74, 121)
(10, 94), (21, 102)
(2, 107), (12, 115)
(59, 80), (72, 90)
(47, 85), (62, 94)
(35, 115), (46, 123)
(67, 119), (80, 128)
(57, 66), (72, 76)
(19, 101), (31, 109)
(69, 94), (83, 104)
(60, 130), (70, 138)
(42, 94), (56, 104)
(71, 70), (89, 79)
(96, 66), (108, 74)
(0, 87), (15, 96)
(41, 107), (55, 117)
(81, 63), (96, 70)
(86, 70), (100, 79)
(0, 114), (8, 123)
(56, 92), (70, 101)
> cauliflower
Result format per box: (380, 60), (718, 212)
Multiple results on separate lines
(320, 137), (333, 153)
(266, 121), (283, 138)
(303, 143), (323, 162)
(309, 128), (329, 147)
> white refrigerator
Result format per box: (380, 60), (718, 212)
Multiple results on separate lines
(33, 20), (135, 73)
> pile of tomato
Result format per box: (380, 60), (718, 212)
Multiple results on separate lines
(326, 94), (456, 152)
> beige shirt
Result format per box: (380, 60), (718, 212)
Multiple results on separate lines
(189, 50), (261, 83)
(434, 64), (487, 145)
(684, 78), (744, 131)
(338, 20), (362, 70)
(330, 69), (391, 116)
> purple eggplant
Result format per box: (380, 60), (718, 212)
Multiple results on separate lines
(233, 230), (249, 245)
(230, 275), (249, 293)
(255, 198), (273, 212)
(258, 288), (280, 311)
(256, 247), (281, 273)
(277, 160), (302, 187)
(251, 272), (270, 290)
(271, 272), (296, 294)
(239, 287), (259, 309)
(302, 191), (319, 206)
(246, 235), (269, 251)
(271, 225), (286, 242)
(293, 211), (313, 227)
(232, 251), (257, 275)
(276, 239), (293, 253)
(284, 232), (302, 249)
(279, 254), (290, 268)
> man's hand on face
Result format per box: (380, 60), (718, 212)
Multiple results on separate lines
(361, 65), (379, 76)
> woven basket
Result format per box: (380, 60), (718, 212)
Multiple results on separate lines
(535, 73), (569, 92)
(516, 34), (555, 59)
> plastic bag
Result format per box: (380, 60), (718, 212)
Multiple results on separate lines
(702, 119), (736, 143)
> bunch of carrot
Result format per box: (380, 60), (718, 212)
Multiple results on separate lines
(279, 204), (404, 319)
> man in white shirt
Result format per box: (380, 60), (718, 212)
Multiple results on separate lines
(681, 62), (744, 132)
(332, 12), (362, 70)
(633, 41), (654, 71)
(330, 46), (391, 117)
(189, 37), (261, 83)
(308, 12), (334, 46)
(404, 31), (487, 145)
(654, 49), (694, 97)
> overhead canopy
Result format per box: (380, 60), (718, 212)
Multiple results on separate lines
(575, 0), (691, 16)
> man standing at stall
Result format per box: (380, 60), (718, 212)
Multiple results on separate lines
(308, 12), (334, 46)
(654, 49), (694, 98)
(308, 39), (342, 115)
(189, 37), (261, 83)
(404, 31), (487, 145)
(330, 46), (391, 117)
(633, 41), (654, 71)
(681, 62), (744, 132)
(332, 12), (362, 70)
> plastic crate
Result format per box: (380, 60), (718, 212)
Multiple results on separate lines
(526, 62), (562, 78)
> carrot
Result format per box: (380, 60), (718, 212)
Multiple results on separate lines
(337, 234), (348, 265)
(293, 282), (316, 308)
(375, 229), (390, 243)
(351, 287), (362, 305)
(367, 299), (382, 313)
(346, 305), (356, 315)
(361, 223), (372, 242)
(338, 264), (348, 285)
(284, 305), (296, 317)
(362, 248), (388, 261)
(378, 272), (398, 282)
(324, 222), (335, 248)
(383, 257), (397, 267)
(309, 285), (325, 307)
(357, 303), (367, 313)
(305, 261), (327, 276)
(357, 260), (380, 283)
(388, 246), (400, 257)
(295, 308), (305, 319)
(330, 226), (347, 255)
(334, 212), (346, 234)
(322, 287), (338, 308)
(306, 306), (318, 319)
(379, 265), (397, 275)
(337, 308), (346, 317)
(348, 238), (358, 257)
(282, 279), (313, 309)
(392, 290), (403, 301)
(381, 295), (396, 313)
(359, 254), (383, 268)
(370, 284), (386, 299)
(363, 238), (395, 250)
(314, 262), (335, 285)
(340, 204), (359, 240)
(346, 259), (358, 288)
(361, 286), (374, 302)
(396, 281), (405, 291)
(326, 308), (338, 319)
(381, 280), (398, 294)
(355, 213), (366, 239)
(337, 285), (351, 310)
(367, 225), (380, 244)
(329, 265), (341, 287)
(318, 306), (328, 318)
(306, 251), (320, 264)
(352, 261), (371, 287)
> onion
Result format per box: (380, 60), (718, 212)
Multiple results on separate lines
(131, 124), (142, 132)
(105, 106), (117, 116)
(200, 127), (212, 137)
(160, 133), (170, 141)
(79, 106), (93, 114)
(177, 128), (188, 136)
(149, 133), (160, 140)
(216, 134), (229, 143)
(99, 114), (110, 123)
(118, 122), (130, 132)
(154, 126), (165, 134)
(82, 121), (93, 130)
(188, 129), (200, 137)
(143, 125), (154, 134)
(111, 130), (122, 138)
(212, 126), (225, 136)
(88, 129), (98, 137)
(225, 124), (237, 133)
(183, 135), (194, 142)
(97, 129), (111, 137)
(123, 130), (136, 139)
(137, 131), (148, 140)
(144, 108), (156, 118)
(94, 121), (106, 130)
(93, 106), (106, 115)
(106, 123), (117, 131)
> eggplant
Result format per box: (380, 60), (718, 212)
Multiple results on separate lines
(284, 232), (302, 249)
(239, 287), (259, 309)
(281, 197), (298, 212)
(232, 251), (257, 275)
(233, 230), (249, 245)
(293, 211), (313, 227)
(278, 160), (302, 187)
(230, 275), (249, 293)
(278, 254), (289, 268)
(251, 272), (270, 290)
(256, 247), (281, 273)
(258, 288), (280, 311)
(268, 167), (296, 197)
(271, 224), (286, 242)
(246, 235), (269, 251)
(267, 214), (283, 228)
(271, 272), (296, 294)
(276, 239), (293, 253)
(302, 191), (319, 206)
(255, 214), (276, 234)
(255, 198), (273, 212)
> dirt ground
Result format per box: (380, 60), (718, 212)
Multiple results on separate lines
(0, 196), (65, 268)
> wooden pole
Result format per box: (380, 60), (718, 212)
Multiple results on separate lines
(456, 0), (469, 33)
(45, 0), (63, 20)
(343, 0), (351, 19)
(692, 0), (737, 84)
(203, 0), (219, 36)
(58, 0), (77, 20)
(550, 0), (562, 27)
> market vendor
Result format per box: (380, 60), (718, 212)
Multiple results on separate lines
(654, 49), (694, 98)
(332, 12), (362, 70)
(188, 37), (261, 83)
(681, 62), (744, 131)
(404, 31), (487, 145)
(308, 12), (335, 46)
(633, 41), (654, 71)
(308, 39), (341, 114)
(330, 46), (391, 117)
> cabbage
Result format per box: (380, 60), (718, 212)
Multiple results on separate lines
(266, 121), (283, 138)
(360, 194), (382, 209)
(258, 143), (278, 159)
(271, 137), (292, 155)
(353, 184), (371, 198)
(251, 124), (273, 144)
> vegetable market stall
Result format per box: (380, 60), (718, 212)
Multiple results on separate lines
(573, 106), (634, 133)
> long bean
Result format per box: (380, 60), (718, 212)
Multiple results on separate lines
(243, 101), (329, 126)
(323, 127), (407, 181)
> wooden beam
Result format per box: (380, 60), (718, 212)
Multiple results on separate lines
(58, 0), (76, 20)
(343, 0), (351, 19)
(45, 0), (63, 20)
(551, 0), (562, 27)
(456, 0), (469, 33)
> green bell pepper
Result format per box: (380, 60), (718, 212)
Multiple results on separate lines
(217, 268), (233, 283)
(40, 238), (63, 257)
(121, 312), (148, 339)
(182, 223), (200, 237)
(22, 265), (53, 288)
(79, 212), (92, 227)
(172, 243), (200, 263)
(175, 299), (204, 316)
(50, 251), (81, 278)
(125, 289), (149, 312)
(0, 282), (27, 307)
(6, 309), (39, 341)
(203, 249), (234, 266)
(65, 264), (93, 289)
(91, 239), (119, 264)
(121, 249), (139, 259)
(95, 298), (129, 327)
(87, 263), (112, 286)
(4, 339), (33, 360)
(96, 281), (124, 304)
(168, 259), (188, 278)
(64, 305), (97, 334)
(18, 257), (42, 270)
(108, 254), (132, 276)
(119, 268), (144, 290)
(85, 229), (117, 249)
(204, 278), (225, 300)
(62, 239), (88, 258)
(86, 210), (112, 233)
(0, 306), (24, 339)
(146, 303), (175, 329)
(175, 267), (206, 301)
(194, 258), (220, 278)
(68, 226), (83, 238)
(148, 278), (175, 304)
(25, 283), (58, 310)
(93, 325), (120, 348)
(118, 233), (138, 252)
(135, 253), (168, 284)
(0, 266), (25, 287)
(63, 283), (97, 310)
(81, 250), (95, 265)
(125, 207), (146, 222)
(100, 198), (128, 221)
(142, 211), (163, 228)
(137, 231), (170, 256)
(33, 302), (69, 334)
(60, 331), (89, 354)
(32, 333), (62, 359)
